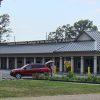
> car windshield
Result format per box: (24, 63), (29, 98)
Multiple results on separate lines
(21, 64), (29, 69)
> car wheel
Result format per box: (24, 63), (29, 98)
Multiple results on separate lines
(15, 73), (21, 79)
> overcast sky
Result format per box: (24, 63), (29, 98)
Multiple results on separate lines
(1, 0), (100, 42)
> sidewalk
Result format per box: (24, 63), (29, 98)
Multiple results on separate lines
(1, 94), (100, 100)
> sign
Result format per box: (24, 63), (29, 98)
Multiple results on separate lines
(64, 61), (71, 68)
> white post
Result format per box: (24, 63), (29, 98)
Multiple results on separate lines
(60, 57), (63, 72)
(71, 56), (74, 72)
(51, 57), (55, 78)
(99, 57), (100, 73)
(42, 57), (45, 64)
(15, 57), (17, 69)
(7, 57), (9, 69)
(94, 56), (97, 74)
(0, 57), (1, 69)
(24, 57), (26, 65)
(0, 57), (2, 79)
(34, 57), (36, 64)
(81, 56), (84, 74)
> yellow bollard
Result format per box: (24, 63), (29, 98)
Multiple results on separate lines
(71, 66), (73, 73)
(88, 66), (91, 77)
(53, 64), (56, 75)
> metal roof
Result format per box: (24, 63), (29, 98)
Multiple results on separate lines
(54, 41), (96, 52)
(0, 43), (67, 54)
(0, 31), (99, 54)
(86, 31), (100, 51)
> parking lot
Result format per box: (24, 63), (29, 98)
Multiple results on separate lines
(0, 70), (34, 80)
(0, 70), (15, 80)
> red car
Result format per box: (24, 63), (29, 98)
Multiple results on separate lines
(10, 64), (50, 79)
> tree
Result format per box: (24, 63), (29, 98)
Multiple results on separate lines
(62, 24), (77, 40)
(74, 19), (98, 33)
(48, 19), (98, 40)
(48, 27), (63, 40)
(0, 14), (11, 42)
(62, 20), (98, 40)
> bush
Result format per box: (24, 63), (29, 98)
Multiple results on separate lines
(91, 76), (98, 82)
(32, 73), (50, 80)
(77, 75), (100, 83)
(32, 73), (40, 79)
(77, 77), (86, 82)
(65, 71), (76, 81)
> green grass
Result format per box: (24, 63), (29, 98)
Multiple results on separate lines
(0, 80), (100, 98)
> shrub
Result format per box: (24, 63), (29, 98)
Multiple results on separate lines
(32, 73), (40, 79)
(76, 77), (86, 82)
(91, 76), (98, 82)
(65, 71), (76, 81)
(32, 73), (50, 80)
(78, 75), (100, 83)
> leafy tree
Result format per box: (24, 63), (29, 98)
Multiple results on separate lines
(62, 24), (77, 40)
(48, 19), (98, 40)
(74, 19), (98, 33)
(62, 20), (98, 40)
(0, 14), (12, 42)
(48, 27), (63, 40)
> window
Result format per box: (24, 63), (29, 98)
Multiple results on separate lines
(32, 65), (45, 68)
(25, 65), (32, 69)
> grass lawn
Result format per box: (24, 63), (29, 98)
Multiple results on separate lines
(0, 80), (100, 98)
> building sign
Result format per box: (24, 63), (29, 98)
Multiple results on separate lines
(64, 61), (71, 68)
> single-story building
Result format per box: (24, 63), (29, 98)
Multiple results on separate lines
(0, 31), (100, 74)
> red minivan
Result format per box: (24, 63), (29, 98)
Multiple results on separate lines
(10, 64), (50, 79)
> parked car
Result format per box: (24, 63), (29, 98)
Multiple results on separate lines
(10, 64), (50, 79)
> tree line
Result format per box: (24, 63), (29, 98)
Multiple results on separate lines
(48, 19), (98, 41)
(0, 14), (98, 42)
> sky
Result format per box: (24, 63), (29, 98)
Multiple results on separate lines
(0, 0), (100, 42)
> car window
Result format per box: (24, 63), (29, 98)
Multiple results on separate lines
(25, 65), (32, 69)
(32, 65), (45, 68)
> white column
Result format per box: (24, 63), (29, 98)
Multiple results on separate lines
(52, 57), (55, 61)
(81, 56), (84, 74)
(71, 56), (74, 72)
(0, 57), (2, 79)
(60, 57), (63, 72)
(51, 57), (55, 66)
(99, 58), (100, 73)
(34, 57), (36, 64)
(7, 57), (9, 69)
(0, 57), (1, 69)
(24, 57), (26, 65)
(15, 57), (17, 69)
(42, 57), (45, 64)
(94, 56), (97, 74)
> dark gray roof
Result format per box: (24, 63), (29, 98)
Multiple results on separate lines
(54, 41), (96, 52)
(0, 43), (67, 54)
(0, 31), (99, 54)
